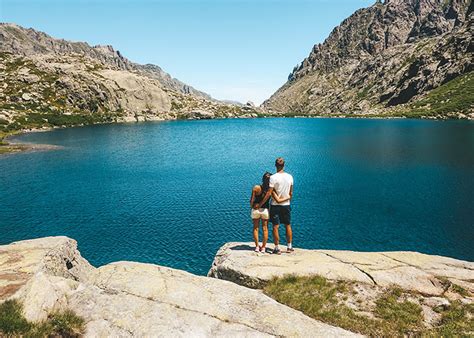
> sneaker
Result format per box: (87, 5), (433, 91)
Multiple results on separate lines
(272, 247), (281, 255)
(287, 247), (295, 253)
(254, 246), (260, 253)
(260, 246), (266, 253)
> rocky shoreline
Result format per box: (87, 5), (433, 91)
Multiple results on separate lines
(1, 237), (472, 336)
(3, 113), (473, 156)
(0, 128), (62, 155)
(0, 237), (356, 337)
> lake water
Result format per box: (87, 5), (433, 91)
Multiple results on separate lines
(1, 118), (473, 275)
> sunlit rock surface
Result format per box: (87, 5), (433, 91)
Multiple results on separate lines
(0, 237), (358, 337)
(208, 242), (474, 295)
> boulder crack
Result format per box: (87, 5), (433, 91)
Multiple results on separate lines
(321, 252), (378, 285)
(95, 286), (277, 336)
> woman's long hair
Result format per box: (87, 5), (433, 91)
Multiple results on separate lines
(261, 172), (272, 194)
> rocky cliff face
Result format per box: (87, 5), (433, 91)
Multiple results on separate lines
(264, 0), (473, 118)
(0, 24), (259, 132)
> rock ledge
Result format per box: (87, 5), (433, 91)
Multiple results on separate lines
(0, 237), (357, 337)
(208, 242), (474, 295)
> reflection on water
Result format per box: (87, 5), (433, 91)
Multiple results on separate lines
(335, 120), (474, 168)
(1, 118), (473, 275)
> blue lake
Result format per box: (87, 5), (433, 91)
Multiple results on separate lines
(1, 118), (473, 275)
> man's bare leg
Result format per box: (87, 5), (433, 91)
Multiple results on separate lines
(285, 224), (293, 251)
(273, 224), (279, 246)
(273, 224), (281, 254)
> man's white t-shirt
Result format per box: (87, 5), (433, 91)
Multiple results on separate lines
(269, 172), (293, 206)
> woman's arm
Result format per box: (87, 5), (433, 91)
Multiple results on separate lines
(272, 191), (290, 203)
(250, 186), (257, 208)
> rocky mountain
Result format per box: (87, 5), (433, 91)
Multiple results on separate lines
(0, 23), (212, 98)
(264, 0), (473, 119)
(0, 23), (259, 134)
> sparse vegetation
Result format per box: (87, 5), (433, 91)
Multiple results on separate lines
(4, 112), (118, 131)
(374, 288), (423, 334)
(86, 63), (103, 72)
(263, 274), (473, 336)
(403, 71), (474, 117)
(170, 100), (184, 111)
(356, 85), (372, 100)
(431, 300), (474, 336)
(451, 283), (469, 297)
(0, 299), (85, 337)
(0, 130), (26, 154)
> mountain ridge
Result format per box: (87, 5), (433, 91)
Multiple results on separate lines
(0, 23), (259, 141)
(263, 0), (473, 119)
(0, 22), (211, 99)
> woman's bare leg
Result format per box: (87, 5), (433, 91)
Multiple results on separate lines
(262, 219), (268, 249)
(253, 219), (260, 247)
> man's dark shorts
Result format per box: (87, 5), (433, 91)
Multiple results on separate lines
(270, 205), (291, 225)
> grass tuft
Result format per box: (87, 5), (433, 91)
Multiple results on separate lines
(0, 299), (85, 337)
(432, 301), (474, 336)
(263, 275), (397, 336)
(0, 300), (31, 335)
(374, 288), (423, 334)
(48, 309), (85, 337)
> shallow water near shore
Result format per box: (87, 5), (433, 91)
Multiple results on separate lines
(1, 118), (473, 274)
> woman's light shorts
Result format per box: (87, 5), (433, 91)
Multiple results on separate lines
(251, 208), (269, 220)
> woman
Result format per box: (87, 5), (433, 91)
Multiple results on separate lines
(250, 172), (272, 253)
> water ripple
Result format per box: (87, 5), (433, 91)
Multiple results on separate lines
(1, 118), (473, 274)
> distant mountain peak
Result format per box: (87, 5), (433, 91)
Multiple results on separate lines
(0, 23), (211, 98)
(0, 24), (260, 133)
(264, 0), (473, 119)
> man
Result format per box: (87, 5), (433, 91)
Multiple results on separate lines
(257, 157), (294, 254)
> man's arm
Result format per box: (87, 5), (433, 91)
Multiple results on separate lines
(272, 190), (290, 203)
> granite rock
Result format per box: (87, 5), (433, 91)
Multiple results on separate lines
(208, 242), (474, 296)
(0, 237), (358, 337)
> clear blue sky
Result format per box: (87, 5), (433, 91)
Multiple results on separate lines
(1, 0), (373, 104)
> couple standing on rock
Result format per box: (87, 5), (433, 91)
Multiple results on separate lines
(250, 157), (294, 255)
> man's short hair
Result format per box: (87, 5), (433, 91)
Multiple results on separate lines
(275, 157), (285, 169)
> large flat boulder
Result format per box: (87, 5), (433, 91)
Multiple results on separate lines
(0, 237), (359, 337)
(208, 243), (474, 295)
(0, 236), (93, 301)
